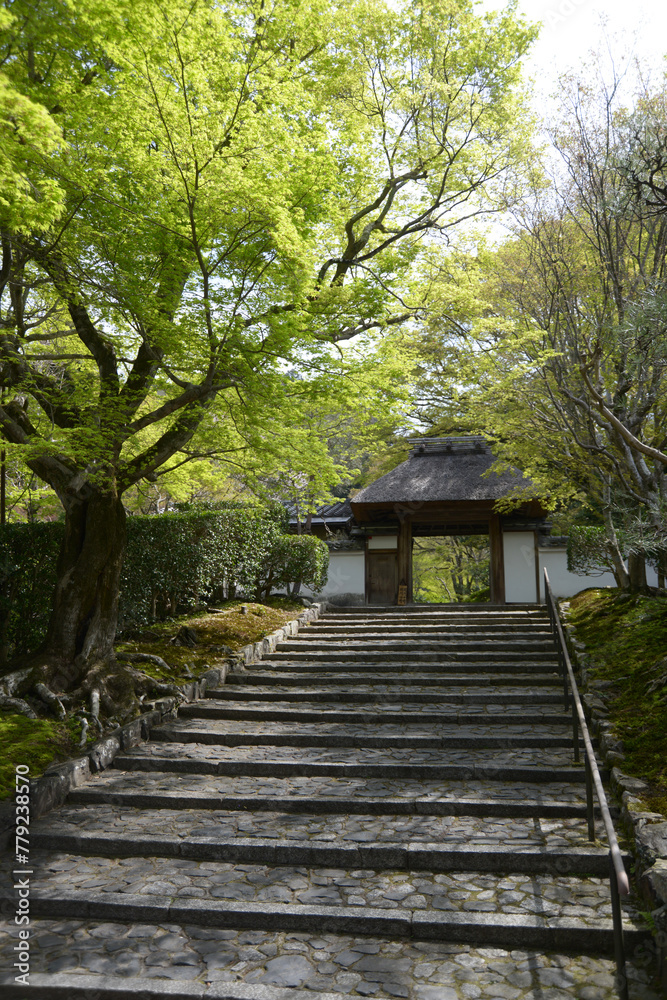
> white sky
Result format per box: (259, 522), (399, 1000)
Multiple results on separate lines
(477, 0), (667, 107)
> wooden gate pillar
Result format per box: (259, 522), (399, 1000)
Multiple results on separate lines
(397, 517), (412, 603)
(489, 514), (506, 604)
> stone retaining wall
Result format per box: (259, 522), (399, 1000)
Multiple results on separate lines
(0, 602), (327, 847)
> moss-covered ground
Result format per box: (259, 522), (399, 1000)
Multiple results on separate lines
(0, 714), (81, 800)
(115, 598), (303, 680)
(0, 597), (303, 800)
(567, 588), (667, 816)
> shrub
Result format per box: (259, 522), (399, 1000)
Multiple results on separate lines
(567, 525), (617, 577)
(0, 522), (63, 658)
(118, 504), (285, 625)
(257, 534), (330, 600)
(0, 503), (303, 656)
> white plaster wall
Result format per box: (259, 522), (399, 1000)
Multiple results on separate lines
(302, 550), (366, 601)
(537, 548), (616, 599)
(368, 535), (398, 550)
(503, 531), (538, 603)
(537, 548), (658, 599)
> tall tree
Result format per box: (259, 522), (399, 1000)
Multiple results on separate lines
(413, 72), (667, 590)
(0, 0), (535, 692)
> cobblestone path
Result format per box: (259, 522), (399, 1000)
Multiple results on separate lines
(0, 605), (661, 1000)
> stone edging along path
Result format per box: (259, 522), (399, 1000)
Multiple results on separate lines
(561, 609), (667, 984)
(0, 601), (327, 844)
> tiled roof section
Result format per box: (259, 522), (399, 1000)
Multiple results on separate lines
(288, 500), (353, 524)
(352, 437), (535, 504)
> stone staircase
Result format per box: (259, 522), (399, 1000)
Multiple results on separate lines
(0, 604), (659, 1000)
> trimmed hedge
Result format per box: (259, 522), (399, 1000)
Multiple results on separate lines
(0, 505), (328, 657)
(0, 521), (63, 658)
(120, 504), (286, 625)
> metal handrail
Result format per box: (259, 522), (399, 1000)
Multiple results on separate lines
(543, 569), (630, 998)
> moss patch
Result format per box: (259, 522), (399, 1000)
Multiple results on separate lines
(0, 598), (305, 799)
(567, 588), (667, 814)
(0, 712), (80, 799)
(115, 599), (303, 682)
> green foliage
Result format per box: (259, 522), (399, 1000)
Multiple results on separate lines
(258, 534), (329, 600)
(567, 526), (617, 577)
(0, 505), (310, 654)
(0, 522), (63, 657)
(120, 504), (286, 625)
(241, 341), (415, 522)
(0, 0), (537, 499)
(0, 0), (537, 659)
(412, 535), (490, 603)
(0, 4), (64, 233)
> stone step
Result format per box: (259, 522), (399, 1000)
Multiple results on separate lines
(0, 887), (645, 954)
(181, 702), (571, 725)
(24, 835), (617, 877)
(3, 851), (631, 919)
(67, 786), (593, 818)
(26, 802), (617, 872)
(0, 974), (348, 1000)
(3, 600), (644, 998)
(221, 673), (562, 688)
(309, 621), (553, 630)
(316, 618), (552, 628)
(278, 640), (558, 653)
(65, 768), (593, 812)
(110, 744), (593, 782)
(209, 687), (566, 705)
(317, 623), (553, 628)
(149, 720), (577, 751)
(322, 604), (548, 620)
(306, 625), (553, 648)
(243, 660), (559, 674)
(269, 649), (559, 663)
(314, 619), (552, 624)
(0, 929), (652, 1000)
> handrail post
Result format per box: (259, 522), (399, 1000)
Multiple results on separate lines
(572, 694), (580, 763)
(560, 638), (569, 710)
(584, 754), (595, 841)
(546, 585), (569, 710)
(610, 853), (629, 1000)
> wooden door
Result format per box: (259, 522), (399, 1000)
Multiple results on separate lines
(367, 551), (398, 605)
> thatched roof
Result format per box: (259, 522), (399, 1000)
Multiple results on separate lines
(351, 437), (535, 505)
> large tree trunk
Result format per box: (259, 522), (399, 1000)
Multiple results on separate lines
(42, 490), (127, 684)
(602, 502), (631, 591)
(627, 551), (648, 594)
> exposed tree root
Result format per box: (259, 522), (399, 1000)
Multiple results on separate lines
(90, 688), (100, 724)
(116, 651), (172, 672)
(34, 682), (67, 720)
(1, 649), (184, 733)
(124, 667), (183, 699)
(0, 667), (38, 697)
(0, 695), (38, 719)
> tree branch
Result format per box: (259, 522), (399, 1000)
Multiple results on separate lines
(581, 366), (667, 467)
